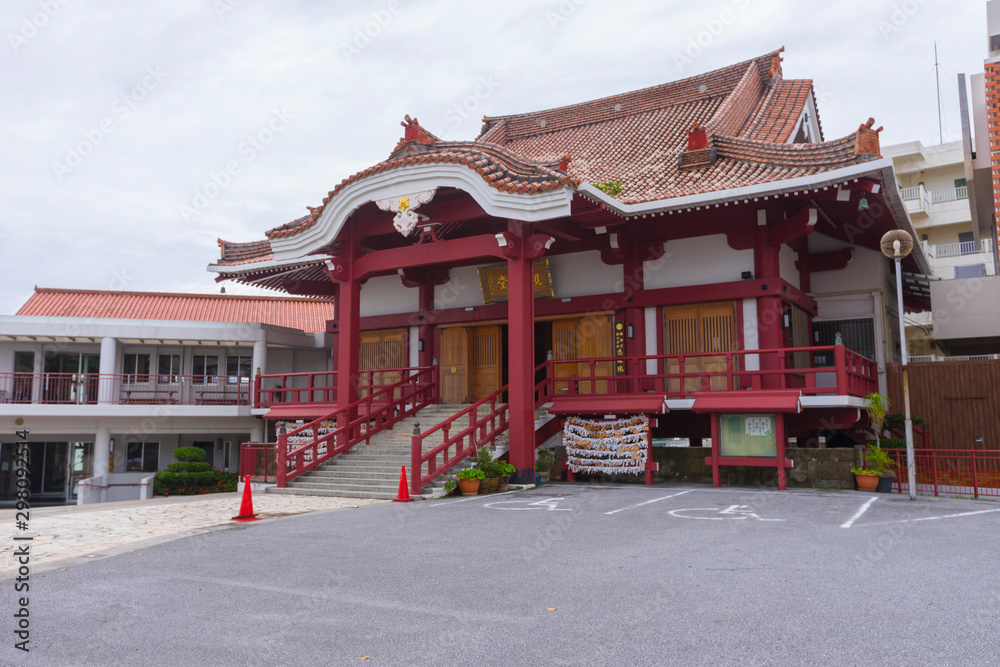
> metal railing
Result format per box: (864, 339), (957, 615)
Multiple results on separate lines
(931, 186), (968, 203)
(0, 372), (251, 406)
(908, 354), (1000, 363)
(883, 449), (1000, 499)
(928, 239), (992, 259)
(240, 443), (278, 483)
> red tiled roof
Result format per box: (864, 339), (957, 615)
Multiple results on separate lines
(741, 79), (820, 143)
(215, 48), (872, 268)
(17, 288), (334, 333)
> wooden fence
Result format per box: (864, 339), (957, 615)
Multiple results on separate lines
(886, 359), (1000, 450)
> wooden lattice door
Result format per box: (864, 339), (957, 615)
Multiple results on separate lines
(469, 325), (501, 401)
(440, 327), (469, 404)
(663, 302), (738, 393)
(359, 329), (404, 398)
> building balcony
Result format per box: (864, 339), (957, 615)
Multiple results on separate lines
(0, 373), (251, 408)
(921, 239), (996, 279)
(900, 185), (969, 224)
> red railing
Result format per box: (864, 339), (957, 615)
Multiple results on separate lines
(542, 345), (876, 398)
(410, 363), (550, 496)
(882, 449), (1000, 499)
(0, 372), (251, 406)
(240, 443), (278, 483)
(241, 366), (438, 487)
(252, 368), (430, 408)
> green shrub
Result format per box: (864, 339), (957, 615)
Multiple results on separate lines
(457, 468), (485, 481)
(153, 467), (238, 496)
(172, 446), (207, 462)
(536, 450), (554, 472)
(883, 413), (925, 432)
(165, 461), (211, 474)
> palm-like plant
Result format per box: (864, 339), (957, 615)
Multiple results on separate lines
(864, 392), (891, 448)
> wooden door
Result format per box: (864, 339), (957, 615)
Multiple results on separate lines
(470, 325), (502, 401)
(359, 329), (405, 398)
(663, 303), (738, 393)
(578, 314), (613, 395)
(440, 327), (469, 404)
(552, 319), (578, 396)
(664, 307), (701, 393)
(699, 303), (738, 391)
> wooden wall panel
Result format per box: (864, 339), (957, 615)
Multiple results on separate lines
(886, 360), (1000, 450)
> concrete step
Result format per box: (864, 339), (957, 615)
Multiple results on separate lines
(265, 487), (427, 500)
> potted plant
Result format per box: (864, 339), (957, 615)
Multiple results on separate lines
(456, 468), (485, 495)
(475, 447), (501, 494)
(865, 444), (897, 493)
(851, 467), (881, 492)
(864, 392), (890, 448)
(496, 461), (516, 492)
(536, 449), (554, 484)
(442, 474), (459, 497)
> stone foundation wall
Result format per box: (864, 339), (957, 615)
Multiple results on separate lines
(553, 445), (859, 489)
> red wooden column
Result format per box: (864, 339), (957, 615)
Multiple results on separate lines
(754, 225), (783, 389)
(417, 282), (435, 369)
(622, 243), (647, 392)
(709, 413), (721, 487)
(502, 221), (554, 484)
(507, 220), (536, 483)
(775, 413), (787, 491)
(327, 228), (361, 429)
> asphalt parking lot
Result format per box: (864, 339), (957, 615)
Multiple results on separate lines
(5, 483), (1000, 666)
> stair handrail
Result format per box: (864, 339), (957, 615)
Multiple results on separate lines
(410, 362), (550, 496)
(266, 366), (437, 487)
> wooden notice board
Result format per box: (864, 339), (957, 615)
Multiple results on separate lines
(478, 259), (554, 304)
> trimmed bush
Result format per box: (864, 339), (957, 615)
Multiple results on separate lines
(154, 447), (236, 496)
(172, 446), (207, 462)
(165, 461), (211, 474)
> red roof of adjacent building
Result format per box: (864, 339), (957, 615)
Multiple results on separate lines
(16, 288), (334, 333)
(214, 48), (876, 269)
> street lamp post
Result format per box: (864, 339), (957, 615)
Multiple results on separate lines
(880, 230), (917, 501)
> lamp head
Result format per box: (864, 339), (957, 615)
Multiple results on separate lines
(880, 230), (913, 259)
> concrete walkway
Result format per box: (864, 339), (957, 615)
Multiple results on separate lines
(0, 493), (384, 578)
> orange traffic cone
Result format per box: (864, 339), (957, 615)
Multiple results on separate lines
(231, 475), (262, 521)
(392, 466), (414, 502)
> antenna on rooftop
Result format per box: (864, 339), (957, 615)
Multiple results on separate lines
(934, 41), (943, 144)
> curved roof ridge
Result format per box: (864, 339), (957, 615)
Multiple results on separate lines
(478, 48), (784, 141)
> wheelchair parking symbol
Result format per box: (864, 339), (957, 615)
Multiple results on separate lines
(667, 504), (784, 522)
(483, 498), (571, 511)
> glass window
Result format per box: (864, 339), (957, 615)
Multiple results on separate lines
(226, 356), (252, 385)
(157, 354), (181, 384)
(812, 319), (875, 365)
(125, 441), (159, 472)
(123, 354), (150, 384)
(193, 355), (219, 385)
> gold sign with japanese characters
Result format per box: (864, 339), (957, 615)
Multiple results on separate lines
(478, 259), (554, 304)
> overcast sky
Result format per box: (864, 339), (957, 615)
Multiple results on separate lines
(0, 0), (987, 315)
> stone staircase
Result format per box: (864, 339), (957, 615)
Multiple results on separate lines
(266, 403), (503, 500)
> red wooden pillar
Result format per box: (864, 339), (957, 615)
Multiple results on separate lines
(754, 226), (783, 389)
(623, 246), (647, 392)
(776, 413), (787, 491)
(709, 413), (721, 487)
(329, 228), (361, 433)
(507, 220), (536, 484)
(417, 282), (435, 369)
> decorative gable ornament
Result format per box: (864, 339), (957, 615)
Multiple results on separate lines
(854, 117), (883, 160)
(376, 189), (436, 236)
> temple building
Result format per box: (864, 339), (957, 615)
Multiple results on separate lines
(209, 48), (929, 494)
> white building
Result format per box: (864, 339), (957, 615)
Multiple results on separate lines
(882, 140), (998, 358)
(0, 288), (333, 505)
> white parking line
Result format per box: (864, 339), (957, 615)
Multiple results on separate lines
(841, 497), (878, 528)
(604, 489), (694, 515)
(855, 508), (1000, 527)
(427, 488), (525, 507)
